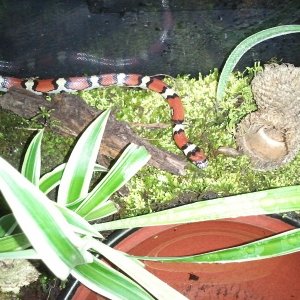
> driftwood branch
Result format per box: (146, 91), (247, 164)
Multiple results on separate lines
(0, 88), (187, 175)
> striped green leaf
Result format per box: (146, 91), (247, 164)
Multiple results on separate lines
(75, 144), (150, 218)
(0, 157), (93, 280)
(39, 163), (107, 195)
(0, 214), (17, 237)
(94, 185), (300, 230)
(0, 248), (38, 259)
(72, 257), (155, 300)
(57, 110), (110, 205)
(39, 163), (65, 194)
(84, 200), (119, 222)
(217, 25), (300, 102)
(57, 205), (103, 238)
(136, 228), (300, 263)
(88, 239), (187, 300)
(21, 129), (43, 185)
(0, 233), (30, 252)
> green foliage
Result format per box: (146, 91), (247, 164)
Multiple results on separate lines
(134, 228), (300, 263)
(29, 107), (56, 126)
(57, 110), (110, 205)
(217, 25), (300, 102)
(95, 185), (300, 230)
(0, 110), (185, 299)
(21, 129), (43, 185)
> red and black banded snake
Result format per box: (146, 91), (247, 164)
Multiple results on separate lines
(0, 73), (208, 168)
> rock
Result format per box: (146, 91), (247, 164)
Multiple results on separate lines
(0, 260), (40, 294)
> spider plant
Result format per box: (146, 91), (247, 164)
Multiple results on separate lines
(0, 110), (185, 300)
(1, 108), (300, 300)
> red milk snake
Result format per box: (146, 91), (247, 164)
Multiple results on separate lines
(0, 73), (208, 168)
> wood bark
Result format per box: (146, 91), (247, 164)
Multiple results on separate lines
(0, 88), (187, 175)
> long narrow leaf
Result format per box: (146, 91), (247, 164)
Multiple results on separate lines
(0, 157), (93, 280)
(217, 25), (300, 102)
(0, 233), (30, 252)
(72, 257), (154, 300)
(84, 200), (119, 221)
(136, 228), (300, 263)
(0, 214), (17, 237)
(57, 205), (103, 238)
(39, 163), (66, 194)
(21, 129), (43, 185)
(0, 249), (39, 259)
(57, 110), (110, 205)
(76, 144), (150, 218)
(89, 239), (187, 300)
(94, 185), (300, 230)
(39, 163), (107, 195)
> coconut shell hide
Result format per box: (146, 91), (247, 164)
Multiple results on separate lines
(252, 64), (300, 113)
(236, 64), (300, 170)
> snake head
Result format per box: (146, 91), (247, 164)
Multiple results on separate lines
(188, 147), (208, 169)
(194, 158), (208, 169)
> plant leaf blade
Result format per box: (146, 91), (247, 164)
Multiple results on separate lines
(135, 228), (300, 263)
(0, 233), (30, 252)
(40, 163), (107, 195)
(21, 129), (44, 185)
(217, 25), (300, 102)
(72, 257), (155, 300)
(57, 110), (110, 205)
(0, 157), (93, 280)
(76, 144), (150, 217)
(94, 186), (300, 230)
(0, 214), (17, 237)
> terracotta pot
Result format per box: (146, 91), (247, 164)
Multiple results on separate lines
(68, 216), (300, 299)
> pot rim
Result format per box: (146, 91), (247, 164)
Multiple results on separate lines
(58, 214), (296, 300)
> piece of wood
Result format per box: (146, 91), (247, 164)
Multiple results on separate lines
(0, 88), (187, 175)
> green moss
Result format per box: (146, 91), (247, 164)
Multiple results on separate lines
(1, 67), (300, 217)
(78, 68), (300, 216)
(0, 109), (74, 176)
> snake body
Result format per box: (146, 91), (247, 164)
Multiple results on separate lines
(0, 73), (208, 168)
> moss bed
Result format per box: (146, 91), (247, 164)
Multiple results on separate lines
(79, 69), (300, 217)
(1, 68), (300, 219)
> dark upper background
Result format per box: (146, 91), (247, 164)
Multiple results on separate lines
(0, 0), (299, 78)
